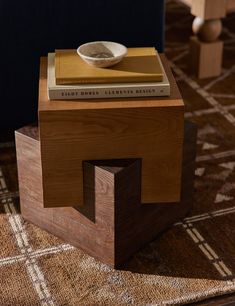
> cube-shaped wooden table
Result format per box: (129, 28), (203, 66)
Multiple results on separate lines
(16, 55), (194, 267)
(38, 54), (184, 208)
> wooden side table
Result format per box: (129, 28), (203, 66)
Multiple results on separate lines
(15, 54), (197, 267)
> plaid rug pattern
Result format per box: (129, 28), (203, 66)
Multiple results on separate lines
(1, 1), (235, 305)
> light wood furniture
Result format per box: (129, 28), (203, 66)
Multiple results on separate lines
(15, 54), (197, 267)
(38, 55), (184, 208)
(15, 121), (197, 268)
(178, 0), (235, 78)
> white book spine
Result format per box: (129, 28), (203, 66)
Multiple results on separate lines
(48, 85), (170, 100)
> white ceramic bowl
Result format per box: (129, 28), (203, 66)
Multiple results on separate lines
(77, 41), (127, 68)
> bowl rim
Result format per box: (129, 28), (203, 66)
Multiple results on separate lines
(77, 41), (127, 62)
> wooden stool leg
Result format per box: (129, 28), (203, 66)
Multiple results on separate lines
(189, 0), (226, 78)
(189, 31), (223, 79)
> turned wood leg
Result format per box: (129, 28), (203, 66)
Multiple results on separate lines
(189, 0), (226, 78)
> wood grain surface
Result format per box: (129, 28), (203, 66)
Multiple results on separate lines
(15, 121), (196, 267)
(38, 54), (184, 207)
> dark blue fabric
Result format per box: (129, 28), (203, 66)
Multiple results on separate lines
(0, 0), (165, 129)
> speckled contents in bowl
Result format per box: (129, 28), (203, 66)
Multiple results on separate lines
(77, 41), (127, 68)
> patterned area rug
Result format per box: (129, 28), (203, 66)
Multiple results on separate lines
(1, 1), (235, 305)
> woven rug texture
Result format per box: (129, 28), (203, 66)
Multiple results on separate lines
(1, 1), (235, 305)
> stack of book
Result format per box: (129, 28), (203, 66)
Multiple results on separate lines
(47, 47), (170, 100)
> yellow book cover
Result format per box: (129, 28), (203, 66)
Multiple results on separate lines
(55, 47), (163, 85)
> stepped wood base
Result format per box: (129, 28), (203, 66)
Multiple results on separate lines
(15, 121), (197, 268)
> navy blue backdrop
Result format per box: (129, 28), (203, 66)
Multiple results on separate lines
(0, 0), (165, 130)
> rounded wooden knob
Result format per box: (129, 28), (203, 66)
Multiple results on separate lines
(192, 17), (222, 42)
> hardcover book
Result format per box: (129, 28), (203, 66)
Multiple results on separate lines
(47, 53), (170, 100)
(55, 47), (164, 85)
